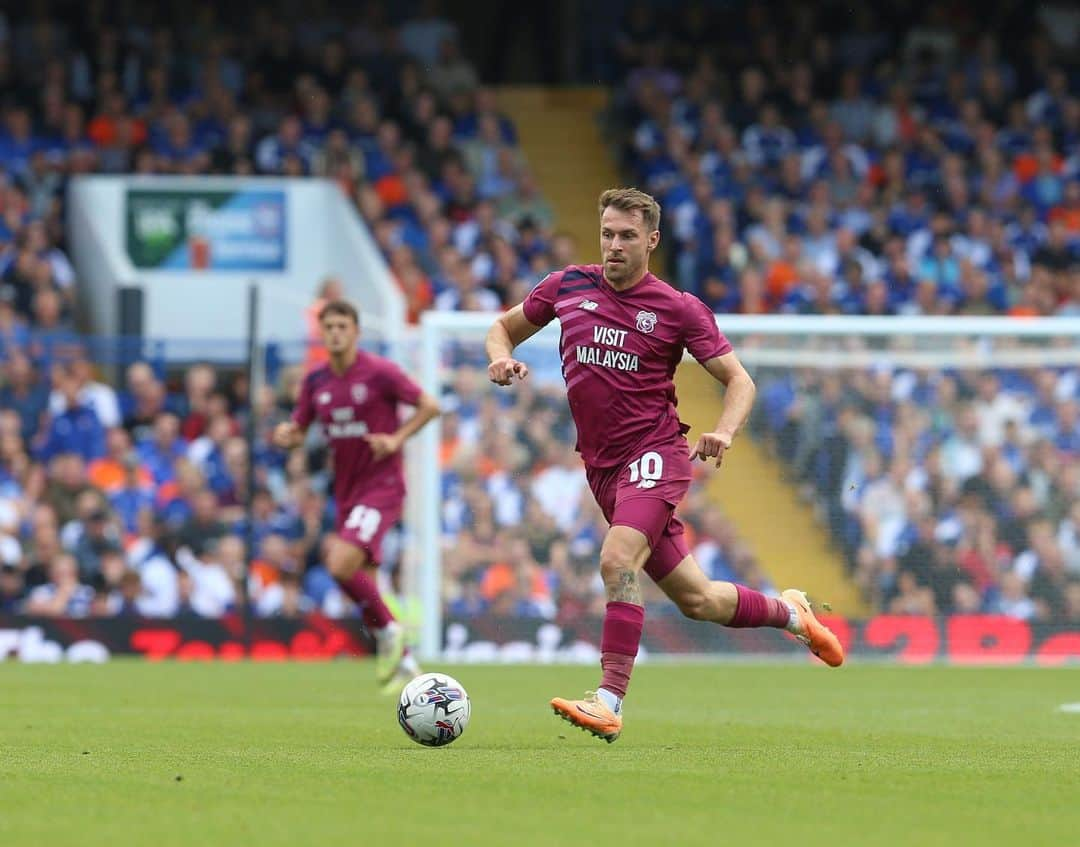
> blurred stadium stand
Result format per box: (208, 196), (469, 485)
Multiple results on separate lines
(0, 1), (1077, 643)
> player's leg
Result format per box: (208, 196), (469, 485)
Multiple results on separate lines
(326, 538), (395, 632)
(328, 505), (420, 689)
(647, 524), (844, 665)
(597, 522), (652, 701)
(551, 499), (665, 743)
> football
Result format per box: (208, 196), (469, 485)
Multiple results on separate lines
(397, 672), (471, 747)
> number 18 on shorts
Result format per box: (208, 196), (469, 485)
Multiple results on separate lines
(338, 500), (403, 565)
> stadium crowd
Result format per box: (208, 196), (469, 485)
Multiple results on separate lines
(612, 2), (1080, 317)
(755, 358), (1080, 622)
(0, 2), (574, 620)
(0, 3), (751, 624)
(0, 2), (560, 330)
(604, 0), (1080, 623)
(0, 1), (1078, 625)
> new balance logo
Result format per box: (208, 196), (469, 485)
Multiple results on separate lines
(579, 299), (599, 311)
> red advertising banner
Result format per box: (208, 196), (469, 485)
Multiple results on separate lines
(0, 615), (371, 662)
(1, 614), (1078, 663)
(442, 614), (1080, 666)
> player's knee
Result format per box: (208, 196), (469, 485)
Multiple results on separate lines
(326, 554), (349, 581)
(599, 547), (635, 587)
(326, 546), (361, 581)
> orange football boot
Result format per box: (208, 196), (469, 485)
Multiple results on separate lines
(782, 589), (845, 667)
(551, 691), (623, 743)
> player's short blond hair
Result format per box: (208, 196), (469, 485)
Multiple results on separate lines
(598, 188), (661, 233)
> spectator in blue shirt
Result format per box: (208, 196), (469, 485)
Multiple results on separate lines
(232, 486), (303, 547)
(1054, 401), (1080, 455)
(255, 115), (314, 175)
(0, 351), (49, 442)
(152, 112), (206, 171)
(452, 88), (517, 145)
(23, 554), (95, 617)
(35, 367), (106, 462)
(0, 290), (30, 358)
(136, 412), (186, 485)
(447, 570), (488, 618)
(918, 234), (961, 294)
(0, 108), (39, 178)
(108, 452), (158, 534)
(28, 289), (80, 368)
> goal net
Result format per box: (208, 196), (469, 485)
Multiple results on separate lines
(412, 313), (1080, 662)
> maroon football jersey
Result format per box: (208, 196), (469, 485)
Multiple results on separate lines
(523, 264), (732, 468)
(292, 351), (422, 507)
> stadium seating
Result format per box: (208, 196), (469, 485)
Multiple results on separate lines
(753, 363), (1080, 620)
(609, 5), (1079, 317)
(0, 3), (1076, 625)
(0, 5), (575, 620)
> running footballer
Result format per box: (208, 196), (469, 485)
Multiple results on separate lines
(486, 188), (843, 743)
(275, 300), (440, 693)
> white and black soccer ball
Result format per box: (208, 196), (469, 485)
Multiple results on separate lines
(397, 672), (471, 747)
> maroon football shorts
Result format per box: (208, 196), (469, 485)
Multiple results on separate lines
(335, 494), (403, 567)
(584, 439), (692, 582)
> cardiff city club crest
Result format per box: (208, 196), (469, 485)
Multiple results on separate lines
(635, 310), (658, 333)
(351, 384), (368, 403)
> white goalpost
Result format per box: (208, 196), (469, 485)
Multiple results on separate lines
(412, 311), (1080, 660)
(415, 312), (563, 658)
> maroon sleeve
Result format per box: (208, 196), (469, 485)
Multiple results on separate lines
(521, 270), (564, 327)
(292, 372), (316, 428)
(682, 293), (733, 364)
(381, 360), (423, 406)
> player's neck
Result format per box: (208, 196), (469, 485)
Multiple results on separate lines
(603, 265), (650, 292)
(329, 350), (357, 375)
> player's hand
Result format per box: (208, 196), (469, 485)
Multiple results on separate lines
(488, 356), (529, 386)
(690, 431), (733, 468)
(273, 421), (303, 449)
(364, 432), (403, 460)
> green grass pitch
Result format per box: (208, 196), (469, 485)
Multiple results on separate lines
(2, 661), (1078, 846)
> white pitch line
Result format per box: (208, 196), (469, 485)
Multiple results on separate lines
(1057, 703), (1080, 713)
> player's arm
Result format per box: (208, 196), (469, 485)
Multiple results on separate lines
(485, 303), (544, 385)
(272, 419), (306, 449)
(273, 371), (315, 449)
(365, 390), (441, 460)
(690, 351), (756, 467)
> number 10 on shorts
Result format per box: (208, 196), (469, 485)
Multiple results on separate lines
(628, 452), (663, 489)
(344, 505), (382, 542)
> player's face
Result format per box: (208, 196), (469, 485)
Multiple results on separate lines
(321, 313), (359, 355)
(600, 206), (659, 284)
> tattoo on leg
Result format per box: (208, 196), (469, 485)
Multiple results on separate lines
(607, 568), (642, 604)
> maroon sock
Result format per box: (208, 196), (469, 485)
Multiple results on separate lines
(599, 601), (645, 699)
(337, 570), (395, 630)
(727, 583), (791, 628)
